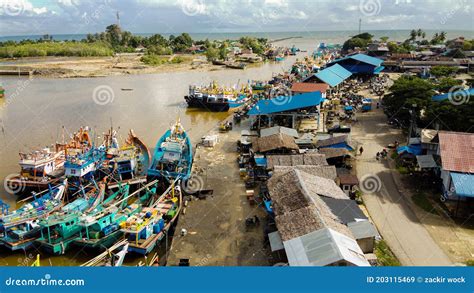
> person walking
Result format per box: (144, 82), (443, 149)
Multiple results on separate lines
(359, 146), (364, 156)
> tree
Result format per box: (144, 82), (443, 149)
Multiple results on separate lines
(410, 29), (417, 42)
(105, 24), (122, 47)
(380, 36), (389, 43)
(205, 46), (218, 61)
(383, 76), (434, 127)
(430, 66), (458, 78)
(435, 77), (462, 92)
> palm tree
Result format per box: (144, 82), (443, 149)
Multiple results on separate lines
(440, 31), (447, 42)
(421, 31), (426, 39)
(417, 29), (423, 38)
(410, 30), (417, 42)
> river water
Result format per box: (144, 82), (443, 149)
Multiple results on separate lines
(0, 37), (316, 266)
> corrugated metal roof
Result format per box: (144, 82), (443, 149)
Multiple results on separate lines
(291, 82), (329, 93)
(416, 155), (437, 169)
(283, 227), (370, 266)
(432, 88), (474, 102)
(330, 53), (383, 67)
(248, 91), (323, 116)
(347, 220), (379, 239)
(315, 64), (352, 87)
(260, 126), (298, 138)
(321, 197), (366, 224)
(268, 231), (284, 252)
(451, 172), (474, 197)
(438, 131), (474, 173)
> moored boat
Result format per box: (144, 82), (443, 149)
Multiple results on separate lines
(148, 121), (192, 181)
(0, 180), (68, 251)
(121, 181), (181, 255)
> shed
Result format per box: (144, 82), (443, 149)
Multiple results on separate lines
(347, 220), (379, 254)
(260, 126), (298, 138)
(283, 228), (370, 266)
(327, 53), (384, 75)
(416, 155), (437, 170)
(248, 91), (324, 116)
(337, 173), (360, 195)
(309, 64), (352, 87)
(251, 133), (299, 153)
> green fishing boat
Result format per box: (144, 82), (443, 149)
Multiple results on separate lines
(73, 181), (158, 250)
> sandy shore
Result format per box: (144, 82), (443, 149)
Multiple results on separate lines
(0, 54), (256, 78)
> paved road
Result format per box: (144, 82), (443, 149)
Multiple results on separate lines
(352, 98), (453, 266)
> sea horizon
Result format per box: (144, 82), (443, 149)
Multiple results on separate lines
(1, 29), (473, 43)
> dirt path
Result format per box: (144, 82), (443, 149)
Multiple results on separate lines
(167, 120), (269, 266)
(352, 94), (453, 266)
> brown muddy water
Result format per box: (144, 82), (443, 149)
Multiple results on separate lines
(0, 43), (308, 266)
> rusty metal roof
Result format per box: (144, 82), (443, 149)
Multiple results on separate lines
(438, 131), (474, 173)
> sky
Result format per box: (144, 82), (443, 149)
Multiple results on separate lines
(0, 0), (472, 36)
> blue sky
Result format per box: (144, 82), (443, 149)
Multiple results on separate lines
(0, 0), (472, 36)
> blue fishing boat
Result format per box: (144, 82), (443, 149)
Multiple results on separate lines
(148, 121), (192, 181)
(0, 181), (68, 251)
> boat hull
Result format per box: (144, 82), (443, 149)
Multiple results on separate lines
(184, 95), (230, 112)
(74, 230), (124, 250)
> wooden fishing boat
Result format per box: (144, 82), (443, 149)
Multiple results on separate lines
(0, 181), (68, 251)
(105, 129), (151, 189)
(212, 60), (226, 66)
(81, 239), (129, 267)
(225, 62), (246, 69)
(73, 181), (158, 250)
(148, 121), (192, 181)
(5, 127), (92, 195)
(121, 181), (181, 255)
(34, 180), (109, 255)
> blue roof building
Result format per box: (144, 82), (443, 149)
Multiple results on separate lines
(248, 91), (324, 116)
(326, 53), (384, 75)
(303, 64), (352, 87)
(432, 88), (474, 102)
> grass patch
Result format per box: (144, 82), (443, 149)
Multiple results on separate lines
(375, 240), (401, 266)
(412, 192), (438, 215)
(396, 166), (410, 174)
(465, 260), (474, 266)
(0, 42), (113, 58)
(141, 54), (189, 66)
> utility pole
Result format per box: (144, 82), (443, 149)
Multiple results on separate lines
(116, 11), (120, 28)
(359, 18), (362, 34)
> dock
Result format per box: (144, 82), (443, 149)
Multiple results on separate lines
(167, 120), (270, 266)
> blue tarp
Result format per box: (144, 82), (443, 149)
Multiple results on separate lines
(451, 172), (474, 198)
(374, 66), (385, 74)
(432, 88), (474, 102)
(264, 200), (274, 215)
(397, 144), (422, 156)
(314, 64), (352, 87)
(248, 91), (323, 116)
(254, 157), (267, 167)
(320, 142), (353, 151)
(344, 106), (353, 111)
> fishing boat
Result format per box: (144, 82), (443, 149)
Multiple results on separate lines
(121, 181), (181, 255)
(105, 129), (151, 189)
(65, 146), (106, 191)
(73, 181), (158, 250)
(81, 239), (129, 267)
(0, 85), (4, 98)
(225, 61), (246, 69)
(35, 180), (108, 255)
(148, 121), (192, 181)
(185, 81), (251, 112)
(5, 127), (92, 195)
(0, 181), (68, 251)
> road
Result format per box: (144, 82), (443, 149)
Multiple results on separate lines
(352, 96), (453, 266)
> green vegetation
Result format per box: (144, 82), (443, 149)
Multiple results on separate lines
(342, 32), (373, 52)
(140, 55), (188, 66)
(465, 260), (474, 266)
(375, 240), (401, 266)
(0, 24), (269, 60)
(430, 66), (458, 78)
(435, 77), (462, 92)
(383, 75), (473, 132)
(0, 41), (113, 58)
(412, 192), (438, 215)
